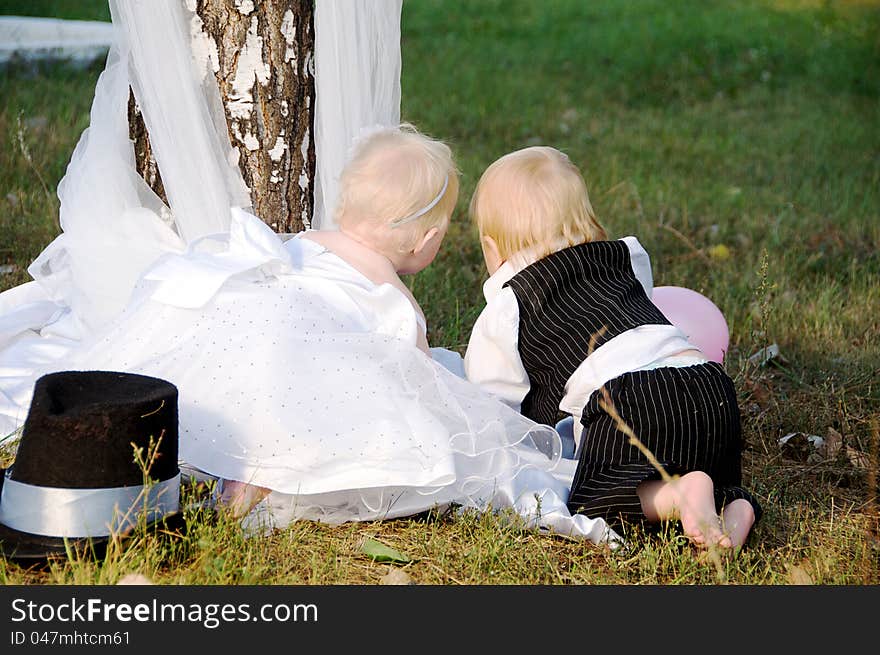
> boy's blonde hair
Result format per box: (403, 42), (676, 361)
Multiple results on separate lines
(335, 123), (459, 252)
(469, 146), (606, 260)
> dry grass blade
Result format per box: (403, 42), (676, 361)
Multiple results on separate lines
(15, 113), (53, 202)
(598, 388), (675, 485)
(660, 223), (713, 266)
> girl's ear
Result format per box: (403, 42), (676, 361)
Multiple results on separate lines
(412, 226), (441, 255)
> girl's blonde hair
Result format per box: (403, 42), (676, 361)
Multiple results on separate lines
(469, 146), (606, 260)
(335, 123), (459, 252)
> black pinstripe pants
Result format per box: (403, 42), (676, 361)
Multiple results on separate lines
(567, 361), (762, 532)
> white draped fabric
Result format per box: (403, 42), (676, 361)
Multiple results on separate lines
(314, 1), (402, 229)
(0, 0), (615, 545)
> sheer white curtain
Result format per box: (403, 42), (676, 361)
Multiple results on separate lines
(313, 1), (402, 229)
(25, 0), (402, 333)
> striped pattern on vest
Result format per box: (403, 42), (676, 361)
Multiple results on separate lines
(503, 240), (671, 427)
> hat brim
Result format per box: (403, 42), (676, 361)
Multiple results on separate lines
(0, 468), (187, 563)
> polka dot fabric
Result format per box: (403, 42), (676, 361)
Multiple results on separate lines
(57, 231), (563, 525)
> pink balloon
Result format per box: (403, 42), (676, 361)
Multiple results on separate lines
(650, 286), (730, 363)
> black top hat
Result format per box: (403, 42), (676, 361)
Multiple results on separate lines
(0, 370), (182, 561)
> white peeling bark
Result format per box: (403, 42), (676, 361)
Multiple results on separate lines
(130, 0), (315, 233)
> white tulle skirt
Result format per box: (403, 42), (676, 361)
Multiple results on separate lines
(66, 274), (562, 522)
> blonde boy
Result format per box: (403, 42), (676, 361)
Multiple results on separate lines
(465, 146), (759, 549)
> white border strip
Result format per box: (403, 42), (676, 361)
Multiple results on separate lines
(0, 472), (180, 538)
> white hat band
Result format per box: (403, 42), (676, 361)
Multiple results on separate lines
(0, 471), (180, 539)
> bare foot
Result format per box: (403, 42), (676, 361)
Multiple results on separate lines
(676, 471), (730, 549)
(719, 498), (755, 549)
(638, 470), (729, 549)
(218, 480), (270, 518)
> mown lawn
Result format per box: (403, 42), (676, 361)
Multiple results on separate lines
(0, 0), (878, 584)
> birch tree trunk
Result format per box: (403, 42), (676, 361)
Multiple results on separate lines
(129, 0), (316, 234)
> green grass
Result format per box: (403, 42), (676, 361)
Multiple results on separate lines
(1, 0), (879, 584)
(0, 0), (108, 21)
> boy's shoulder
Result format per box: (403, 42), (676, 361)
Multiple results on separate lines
(515, 237), (643, 276)
(502, 236), (652, 299)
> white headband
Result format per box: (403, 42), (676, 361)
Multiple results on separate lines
(389, 174), (450, 228)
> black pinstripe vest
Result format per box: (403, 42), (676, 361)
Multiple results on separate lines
(503, 240), (671, 427)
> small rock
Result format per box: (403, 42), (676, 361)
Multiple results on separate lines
(846, 445), (871, 470)
(779, 432), (824, 462)
(786, 564), (813, 585)
(25, 116), (48, 131)
(117, 573), (155, 585)
(748, 343), (780, 366)
(820, 427), (844, 460)
(379, 567), (415, 585)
